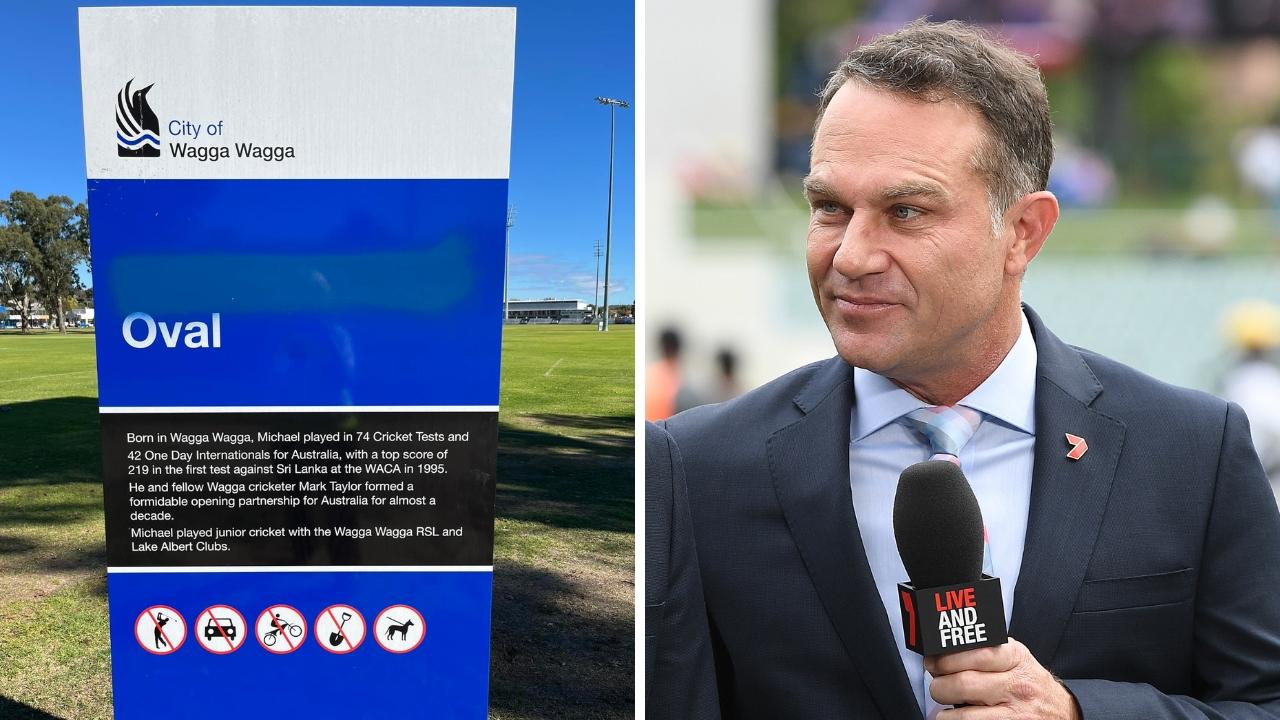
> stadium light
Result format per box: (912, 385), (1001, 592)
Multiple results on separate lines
(593, 239), (603, 323)
(595, 96), (629, 332)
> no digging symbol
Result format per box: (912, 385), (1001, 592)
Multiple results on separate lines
(195, 604), (247, 654)
(374, 605), (426, 653)
(135, 605), (186, 655)
(255, 605), (307, 654)
(315, 604), (366, 654)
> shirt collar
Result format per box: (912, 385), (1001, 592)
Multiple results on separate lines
(852, 310), (1037, 441)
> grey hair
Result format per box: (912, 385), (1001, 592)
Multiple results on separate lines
(815, 19), (1053, 232)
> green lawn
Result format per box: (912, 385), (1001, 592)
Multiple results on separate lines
(692, 196), (1280, 256)
(0, 325), (634, 720)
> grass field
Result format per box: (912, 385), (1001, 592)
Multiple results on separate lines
(0, 325), (635, 720)
(692, 196), (1280, 256)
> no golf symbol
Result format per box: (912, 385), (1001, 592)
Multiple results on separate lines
(194, 605), (246, 654)
(135, 605), (186, 655)
(315, 604), (365, 654)
(374, 605), (425, 653)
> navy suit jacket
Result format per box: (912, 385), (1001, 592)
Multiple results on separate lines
(657, 307), (1280, 719)
(646, 422), (721, 719)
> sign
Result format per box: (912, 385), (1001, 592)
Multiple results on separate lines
(374, 604), (427, 654)
(194, 604), (246, 654)
(255, 605), (308, 655)
(80, 7), (514, 717)
(134, 605), (186, 655)
(315, 604), (366, 654)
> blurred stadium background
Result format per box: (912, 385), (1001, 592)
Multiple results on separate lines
(646, 0), (1280, 491)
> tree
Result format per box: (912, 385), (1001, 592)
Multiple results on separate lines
(0, 225), (38, 332)
(0, 192), (90, 334)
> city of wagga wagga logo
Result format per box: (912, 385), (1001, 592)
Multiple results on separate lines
(167, 118), (296, 162)
(116, 79), (161, 157)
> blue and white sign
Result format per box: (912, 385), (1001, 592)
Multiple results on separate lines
(79, 7), (515, 717)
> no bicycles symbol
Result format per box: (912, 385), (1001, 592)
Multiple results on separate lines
(135, 605), (186, 655)
(255, 605), (307, 654)
(315, 604), (366, 654)
(195, 605), (247, 654)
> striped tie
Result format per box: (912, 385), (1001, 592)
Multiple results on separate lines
(898, 405), (993, 577)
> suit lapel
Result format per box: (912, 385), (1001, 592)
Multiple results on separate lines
(1010, 307), (1126, 666)
(768, 358), (921, 720)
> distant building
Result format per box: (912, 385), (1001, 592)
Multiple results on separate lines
(506, 299), (592, 324)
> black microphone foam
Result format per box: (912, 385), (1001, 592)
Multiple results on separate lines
(893, 460), (986, 588)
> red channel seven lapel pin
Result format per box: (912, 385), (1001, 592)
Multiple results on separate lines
(1065, 433), (1088, 461)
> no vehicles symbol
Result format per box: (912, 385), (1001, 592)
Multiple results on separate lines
(135, 605), (186, 655)
(255, 605), (307, 654)
(374, 605), (425, 653)
(315, 604), (365, 654)
(195, 604), (246, 654)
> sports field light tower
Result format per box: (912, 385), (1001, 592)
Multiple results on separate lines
(593, 238), (603, 323)
(595, 96), (629, 332)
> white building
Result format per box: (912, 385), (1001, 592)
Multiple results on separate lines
(506, 299), (591, 324)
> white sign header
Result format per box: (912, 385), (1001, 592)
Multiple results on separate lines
(80, 6), (516, 180)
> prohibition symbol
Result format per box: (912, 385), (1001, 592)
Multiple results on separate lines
(374, 605), (425, 653)
(255, 605), (306, 654)
(195, 604), (246, 654)
(315, 604), (366, 654)
(135, 605), (186, 655)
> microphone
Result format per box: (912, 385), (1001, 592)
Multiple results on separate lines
(893, 460), (1007, 655)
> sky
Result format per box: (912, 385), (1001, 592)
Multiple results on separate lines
(0, 0), (635, 306)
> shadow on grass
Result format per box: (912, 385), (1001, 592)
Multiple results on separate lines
(0, 535), (38, 553)
(82, 573), (108, 599)
(0, 696), (62, 720)
(0, 502), (105, 528)
(0, 398), (107, 597)
(497, 416), (633, 534)
(0, 397), (100, 487)
(489, 562), (633, 720)
(523, 413), (632, 435)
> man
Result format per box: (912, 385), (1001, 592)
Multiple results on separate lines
(653, 20), (1280, 719)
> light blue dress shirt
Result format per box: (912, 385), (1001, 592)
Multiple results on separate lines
(849, 311), (1037, 717)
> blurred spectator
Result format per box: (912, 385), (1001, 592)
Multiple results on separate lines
(647, 328), (704, 420)
(1048, 134), (1117, 208)
(714, 348), (744, 403)
(647, 328), (683, 421)
(1235, 122), (1280, 229)
(1182, 194), (1238, 255)
(1218, 300), (1280, 501)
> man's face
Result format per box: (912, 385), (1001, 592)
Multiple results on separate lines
(806, 81), (1018, 383)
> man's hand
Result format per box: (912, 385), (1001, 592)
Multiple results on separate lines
(924, 638), (1082, 719)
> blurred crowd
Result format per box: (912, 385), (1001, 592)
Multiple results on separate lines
(773, 0), (1280, 224)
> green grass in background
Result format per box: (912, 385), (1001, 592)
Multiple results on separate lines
(691, 196), (1280, 256)
(0, 325), (635, 720)
(0, 331), (107, 720)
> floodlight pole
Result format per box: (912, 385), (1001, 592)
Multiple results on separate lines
(593, 239), (602, 323)
(504, 205), (515, 322)
(595, 96), (629, 332)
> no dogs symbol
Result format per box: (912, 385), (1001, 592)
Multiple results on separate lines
(374, 605), (425, 653)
